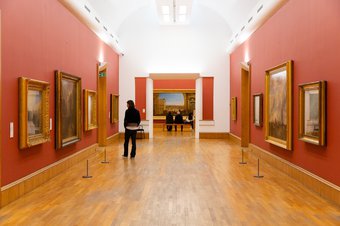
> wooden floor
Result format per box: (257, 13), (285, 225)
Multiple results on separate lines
(0, 130), (339, 226)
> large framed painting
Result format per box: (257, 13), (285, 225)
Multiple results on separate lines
(253, 93), (263, 127)
(153, 90), (195, 118)
(84, 89), (97, 131)
(265, 60), (293, 150)
(231, 97), (237, 121)
(298, 81), (326, 146)
(19, 77), (50, 149)
(110, 94), (119, 123)
(55, 71), (82, 149)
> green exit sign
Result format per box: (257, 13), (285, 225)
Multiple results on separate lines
(99, 71), (106, 77)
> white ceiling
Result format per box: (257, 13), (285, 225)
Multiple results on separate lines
(86, 0), (260, 33)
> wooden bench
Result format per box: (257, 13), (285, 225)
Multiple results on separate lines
(163, 123), (193, 131)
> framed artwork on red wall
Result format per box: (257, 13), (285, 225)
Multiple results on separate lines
(19, 77), (50, 149)
(253, 93), (263, 127)
(264, 60), (293, 150)
(84, 89), (97, 131)
(231, 97), (237, 121)
(298, 81), (326, 146)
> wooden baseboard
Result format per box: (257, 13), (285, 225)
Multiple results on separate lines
(106, 133), (119, 145)
(228, 133), (241, 144)
(1, 143), (98, 207)
(249, 143), (340, 206)
(199, 132), (229, 139)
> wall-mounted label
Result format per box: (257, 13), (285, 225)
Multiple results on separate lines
(50, 118), (52, 130)
(10, 122), (14, 138)
(142, 108), (146, 113)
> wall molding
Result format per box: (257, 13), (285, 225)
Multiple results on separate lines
(248, 143), (340, 206)
(228, 133), (241, 144)
(199, 132), (229, 139)
(1, 142), (100, 207)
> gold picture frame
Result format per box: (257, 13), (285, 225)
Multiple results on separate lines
(110, 94), (119, 123)
(19, 77), (50, 149)
(265, 60), (293, 150)
(253, 93), (263, 127)
(84, 89), (97, 131)
(55, 71), (82, 149)
(298, 81), (326, 146)
(231, 97), (237, 121)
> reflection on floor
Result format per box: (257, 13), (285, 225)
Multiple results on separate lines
(0, 130), (339, 225)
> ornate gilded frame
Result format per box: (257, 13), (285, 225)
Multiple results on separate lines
(19, 77), (50, 149)
(231, 97), (237, 121)
(265, 60), (293, 150)
(84, 89), (97, 131)
(253, 93), (263, 127)
(110, 94), (119, 124)
(298, 81), (326, 146)
(55, 71), (82, 149)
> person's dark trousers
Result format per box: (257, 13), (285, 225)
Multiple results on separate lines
(124, 129), (137, 157)
(175, 125), (183, 131)
(167, 125), (172, 131)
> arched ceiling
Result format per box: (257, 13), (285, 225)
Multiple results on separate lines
(86, 0), (260, 33)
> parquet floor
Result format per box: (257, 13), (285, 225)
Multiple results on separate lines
(0, 130), (339, 226)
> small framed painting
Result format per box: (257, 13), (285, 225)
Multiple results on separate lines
(55, 71), (82, 149)
(231, 97), (237, 121)
(298, 81), (326, 146)
(84, 89), (97, 131)
(265, 60), (293, 150)
(253, 93), (263, 127)
(110, 94), (119, 123)
(19, 77), (50, 149)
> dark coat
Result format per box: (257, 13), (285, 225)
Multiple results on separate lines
(166, 113), (174, 124)
(175, 113), (184, 124)
(124, 107), (141, 128)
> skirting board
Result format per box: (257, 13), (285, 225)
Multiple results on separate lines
(0, 132), (119, 207)
(249, 143), (340, 206)
(228, 133), (241, 144)
(199, 133), (229, 139)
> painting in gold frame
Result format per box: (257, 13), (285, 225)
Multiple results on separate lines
(84, 89), (97, 131)
(265, 60), (293, 150)
(231, 97), (237, 121)
(253, 93), (263, 127)
(110, 94), (119, 124)
(298, 81), (326, 146)
(19, 77), (50, 149)
(55, 71), (82, 149)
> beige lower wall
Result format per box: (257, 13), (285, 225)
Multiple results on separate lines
(229, 133), (340, 206)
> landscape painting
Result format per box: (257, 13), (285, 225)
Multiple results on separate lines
(153, 91), (195, 116)
(265, 61), (293, 150)
(84, 89), (97, 131)
(19, 77), (50, 149)
(253, 94), (262, 126)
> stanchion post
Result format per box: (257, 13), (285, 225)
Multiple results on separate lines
(82, 160), (93, 178)
(254, 158), (264, 178)
(239, 148), (247, 164)
(101, 148), (110, 164)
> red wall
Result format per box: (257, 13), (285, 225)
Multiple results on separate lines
(202, 77), (214, 120)
(154, 79), (195, 89)
(0, 0), (119, 185)
(135, 78), (147, 120)
(230, 0), (340, 186)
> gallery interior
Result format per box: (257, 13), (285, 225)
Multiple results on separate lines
(0, 0), (339, 225)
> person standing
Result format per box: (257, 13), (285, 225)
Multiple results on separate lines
(123, 100), (141, 159)
(174, 110), (184, 131)
(166, 111), (174, 131)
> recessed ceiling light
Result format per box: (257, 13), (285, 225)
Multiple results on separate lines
(179, 15), (186, 22)
(162, 6), (170, 15)
(163, 14), (170, 22)
(179, 5), (187, 14)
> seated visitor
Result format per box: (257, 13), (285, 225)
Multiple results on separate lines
(166, 111), (174, 131)
(174, 111), (184, 131)
(185, 112), (194, 129)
